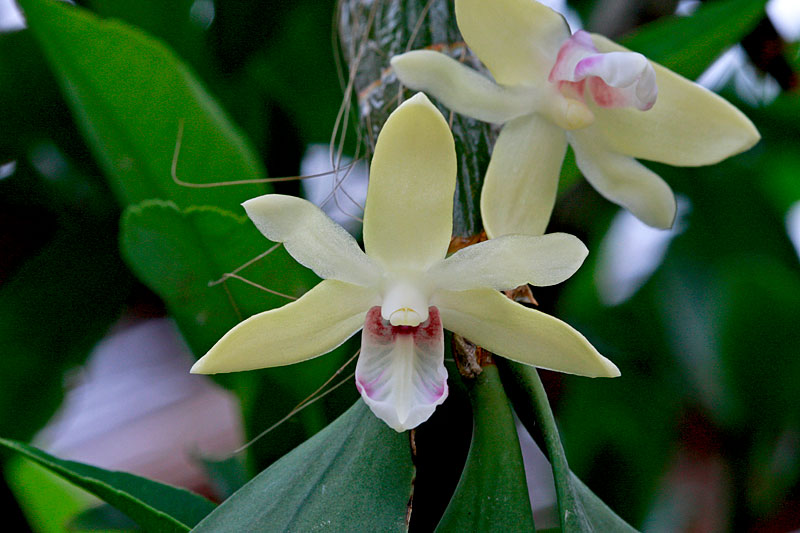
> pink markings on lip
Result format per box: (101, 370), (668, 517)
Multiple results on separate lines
(557, 79), (586, 101)
(550, 30), (656, 111)
(548, 30), (596, 84)
(363, 306), (442, 343)
(587, 77), (625, 108)
(365, 306), (392, 340)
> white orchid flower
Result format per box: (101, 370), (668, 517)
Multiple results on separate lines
(391, 0), (760, 237)
(191, 93), (618, 432)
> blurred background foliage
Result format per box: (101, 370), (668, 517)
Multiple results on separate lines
(0, 0), (798, 531)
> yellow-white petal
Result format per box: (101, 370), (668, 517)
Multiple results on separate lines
(433, 288), (619, 377)
(191, 280), (378, 374)
(363, 93), (456, 271)
(427, 233), (587, 291)
(243, 194), (382, 287)
(391, 51), (535, 124)
(586, 34), (760, 166)
(455, 0), (570, 85)
(480, 113), (567, 238)
(356, 307), (447, 432)
(569, 129), (677, 229)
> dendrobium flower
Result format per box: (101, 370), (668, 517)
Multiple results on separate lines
(391, 0), (760, 237)
(191, 93), (618, 432)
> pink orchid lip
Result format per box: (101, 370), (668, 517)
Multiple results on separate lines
(549, 30), (657, 112)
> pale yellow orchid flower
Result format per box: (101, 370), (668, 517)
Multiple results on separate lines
(191, 93), (618, 432)
(391, 0), (760, 238)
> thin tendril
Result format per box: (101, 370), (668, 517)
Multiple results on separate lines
(229, 349), (361, 455)
(212, 273), (297, 301)
(171, 119), (360, 188)
(209, 243), (283, 286)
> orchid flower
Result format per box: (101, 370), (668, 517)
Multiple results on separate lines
(391, 0), (760, 238)
(191, 93), (618, 432)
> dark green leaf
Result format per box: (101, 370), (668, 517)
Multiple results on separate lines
(192, 400), (415, 532)
(0, 438), (215, 533)
(80, 0), (213, 78)
(68, 504), (139, 532)
(499, 360), (638, 532)
(621, 0), (767, 79)
(17, 0), (267, 209)
(437, 364), (535, 532)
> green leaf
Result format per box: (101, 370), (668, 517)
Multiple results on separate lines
(499, 360), (638, 532)
(0, 438), (215, 533)
(192, 400), (415, 532)
(5, 456), (96, 533)
(437, 365), (535, 532)
(68, 504), (139, 532)
(120, 199), (317, 356)
(621, 0), (767, 79)
(17, 0), (267, 209)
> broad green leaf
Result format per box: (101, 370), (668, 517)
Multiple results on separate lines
(192, 400), (415, 532)
(17, 0), (267, 209)
(499, 360), (638, 532)
(0, 438), (215, 533)
(5, 457), (96, 533)
(621, 0), (767, 79)
(68, 504), (139, 532)
(81, 0), (213, 78)
(120, 200), (317, 356)
(437, 365), (535, 532)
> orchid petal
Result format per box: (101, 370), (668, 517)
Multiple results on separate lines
(428, 233), (587, 291)
(480, 113), (567, 238)
(191, 280), (378, 374)
(455, 0), (570, 85)
(434, 288), (619, 378)
(356, 307), (448, 432)
(569, 129), (677, 229)
(586, 34), (760, 166)
(391, 51), (534, 124)
(363, 93), (456, 271)
(243, 194), (382, 287)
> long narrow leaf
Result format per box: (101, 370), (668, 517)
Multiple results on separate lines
(436, 365), (535, 532)
(0, 438), (215, 533)
(499, 360), (638, 532)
